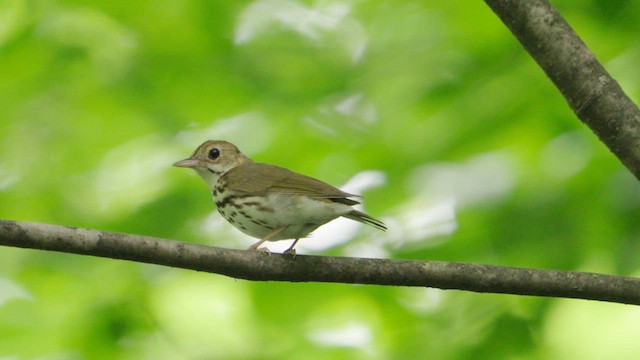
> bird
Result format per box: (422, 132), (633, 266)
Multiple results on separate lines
(173, 140), (386, 254)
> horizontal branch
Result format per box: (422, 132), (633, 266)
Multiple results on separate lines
(1, 219), (639, 305)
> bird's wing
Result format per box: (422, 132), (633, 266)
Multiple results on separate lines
(222, 162), (360, 205)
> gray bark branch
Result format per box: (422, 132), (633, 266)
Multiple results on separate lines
(1, 219), (639, 305)
(485, 0), (640, 180)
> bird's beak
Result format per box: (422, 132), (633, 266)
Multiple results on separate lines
(173, 158), (202, 168)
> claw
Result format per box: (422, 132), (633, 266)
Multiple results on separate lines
(257, 247), (271, 256)
(282, 238), (300, 258)
(282, 247), (296, 258)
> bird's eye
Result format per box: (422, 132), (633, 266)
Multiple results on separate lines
(208, 148), (221, 160)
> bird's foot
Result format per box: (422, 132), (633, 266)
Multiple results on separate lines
(282, 239), (299, 258)
(257, 247), (271, 255)
(282, 247), (296, 258)
(248, 243), (271, 255)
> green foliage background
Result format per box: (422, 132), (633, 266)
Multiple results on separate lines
(1, 0), (640, 359)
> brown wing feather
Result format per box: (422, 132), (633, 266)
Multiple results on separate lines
(222, 162), (360, 205)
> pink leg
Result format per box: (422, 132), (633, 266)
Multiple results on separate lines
(248, 227), (287, 251)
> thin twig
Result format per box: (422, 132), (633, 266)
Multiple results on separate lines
(1, 219), (638, 305)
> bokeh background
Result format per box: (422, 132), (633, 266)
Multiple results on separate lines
(2, 0), (640, 359)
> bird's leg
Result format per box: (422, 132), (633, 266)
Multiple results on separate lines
(248, 227), (287, 252)
(283, 238), (300, 256)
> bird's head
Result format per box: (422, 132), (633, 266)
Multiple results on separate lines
(173, 140), (251, 187)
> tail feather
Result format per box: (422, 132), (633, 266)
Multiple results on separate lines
(343, 210), (387, 231)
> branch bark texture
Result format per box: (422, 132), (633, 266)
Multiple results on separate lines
(485, 0), (640, 180)
(1, 219), (639, 305)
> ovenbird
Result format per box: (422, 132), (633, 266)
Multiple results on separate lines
(174, 140), (386, 254)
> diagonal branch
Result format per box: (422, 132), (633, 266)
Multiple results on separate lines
(485, 0), (640, 180)
(1, 219), (639, 305)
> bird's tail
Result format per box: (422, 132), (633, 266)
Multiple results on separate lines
(343, 210), (387, 231)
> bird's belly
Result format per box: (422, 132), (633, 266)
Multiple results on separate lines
(214, 193), (352, 240)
